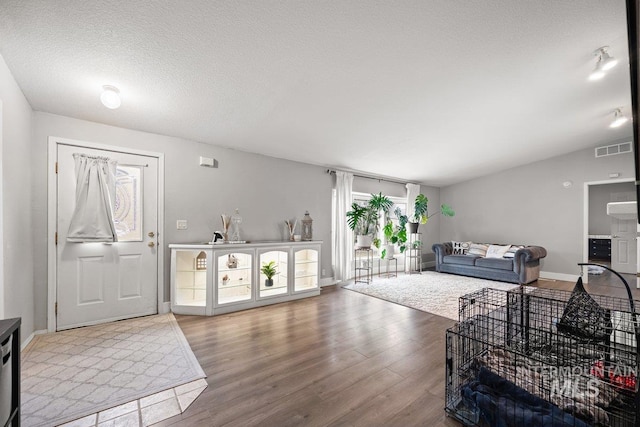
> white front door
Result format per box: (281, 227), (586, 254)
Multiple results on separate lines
(56, 144), (159, 330)
(611, 217), (638, 274)
(610, 191), (638, 275)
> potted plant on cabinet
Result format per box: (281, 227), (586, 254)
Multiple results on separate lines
(261, 261), (278, 287)
(381, 207), (408, 259)
(346, 193), (393, 249)
(408, 194), (455, 233)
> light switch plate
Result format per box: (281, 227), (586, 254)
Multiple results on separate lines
(176, 220), (188, 230)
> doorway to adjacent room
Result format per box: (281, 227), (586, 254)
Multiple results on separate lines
(584, 179), (638, 288)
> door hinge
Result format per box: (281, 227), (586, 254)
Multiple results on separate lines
(55, 162), (58, 174)
(55, 302), (58, 315)
(55, 232), (58, 245)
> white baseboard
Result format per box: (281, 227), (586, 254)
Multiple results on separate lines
(320, 277), (338, 287)
(21, 329), (47, 351)
(539, 271), (579, 282)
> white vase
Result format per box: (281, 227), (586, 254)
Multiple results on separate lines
(356, 235), (373, 249)
(381, 244), (395, 259)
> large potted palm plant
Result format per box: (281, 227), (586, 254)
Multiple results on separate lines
(346, 193), (393, 249)
(408, 194), (455, 233)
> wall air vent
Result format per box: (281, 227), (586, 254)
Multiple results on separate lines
(595, 141), (633, 158)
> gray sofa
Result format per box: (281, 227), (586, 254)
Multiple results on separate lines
(432, 242), (547, 284)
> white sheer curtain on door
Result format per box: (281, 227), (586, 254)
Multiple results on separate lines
(332, 171), (354, 283)
(406, 183), (421, 220)
(67, 153), (119, 242)
(406, 183), (421, 272)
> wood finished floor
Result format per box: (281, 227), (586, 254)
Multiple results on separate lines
(162, 274), (640, 427)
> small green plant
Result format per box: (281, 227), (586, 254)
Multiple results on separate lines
(382, 206), (408, 258)
(411, 193), (455, 224)
(260, 261), (278, 279)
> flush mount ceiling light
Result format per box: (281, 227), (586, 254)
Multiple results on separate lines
(100, 85), (121, 109)
(589, 46), (618, 81)
(610, 108), (629, 128)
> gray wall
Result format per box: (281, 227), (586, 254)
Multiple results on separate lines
(440, 146), (634, 276)
(589, 182), (636, 235)
(0, 55), (35, 340)
(32, 112), (334, 331)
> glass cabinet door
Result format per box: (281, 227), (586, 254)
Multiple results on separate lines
(217, 251), (253, 305)
(174, 250), (208, 307)
(258, 250), (289, 298)
(294, 248), (319, 292)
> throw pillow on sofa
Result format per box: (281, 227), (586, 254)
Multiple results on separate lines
(468, 243), (489, 257)
(485, 244), (511, 258)
(452, 241), (472, 254)
(503, 245), (524, 258)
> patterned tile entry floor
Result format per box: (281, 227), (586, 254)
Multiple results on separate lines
(58, 378), (207, 427)
(21, 314), (206, 426)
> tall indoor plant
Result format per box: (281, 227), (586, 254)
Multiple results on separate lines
(408, 194), (455, 233)
(381, 207), (408, 259)
(346, 192), (393, 248)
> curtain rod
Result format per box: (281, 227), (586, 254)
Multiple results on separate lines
(119, 163), (149, 168)
(326, 169), (415, 186)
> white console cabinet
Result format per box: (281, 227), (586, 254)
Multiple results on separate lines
(170, 241), (321, 315)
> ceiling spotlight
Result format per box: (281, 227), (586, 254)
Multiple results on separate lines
(610, 108), (629, 128)
(589, 46), (618, 81)
(599, 48), (618, 71)
(100, 85), (121, 109)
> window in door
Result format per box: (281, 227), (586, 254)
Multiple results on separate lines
(114, 165), (143, 242)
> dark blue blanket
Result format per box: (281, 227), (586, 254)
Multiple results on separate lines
(461, 367), (590, 427)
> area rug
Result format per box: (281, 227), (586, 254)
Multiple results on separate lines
(344, 271), (519, 320)
(21, 313), (206, 427)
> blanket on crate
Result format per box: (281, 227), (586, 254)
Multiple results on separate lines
(462, 367), (590, 427)
(476, 348), (626, 425)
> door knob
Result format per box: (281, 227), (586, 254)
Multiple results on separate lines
(148, 242), (155, 248)
(148, 232), (155, 238)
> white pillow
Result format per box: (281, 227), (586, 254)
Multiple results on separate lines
(503, 245), (524, 258)
(485, 244), (511, 259)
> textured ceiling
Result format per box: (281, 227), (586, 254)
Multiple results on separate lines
(0, 0), (633, 186)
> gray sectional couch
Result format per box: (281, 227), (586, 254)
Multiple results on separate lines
(432, 242), (547, 284)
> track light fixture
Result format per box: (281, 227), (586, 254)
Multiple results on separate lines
(100, 85), (121, 109)
(589, 46), (618, 81)
(610, 108), (629, 128)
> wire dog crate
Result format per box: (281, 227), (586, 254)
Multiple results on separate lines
(445, 267), (640, 427)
